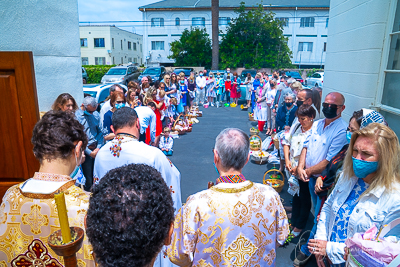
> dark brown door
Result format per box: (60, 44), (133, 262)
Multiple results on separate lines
(0, 52), (39, 199)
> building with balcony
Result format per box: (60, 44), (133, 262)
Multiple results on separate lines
(139, 0), (329, 67)
(79, 25), (143, 65)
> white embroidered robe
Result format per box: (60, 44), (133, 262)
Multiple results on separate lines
(167, 181), (289, 267)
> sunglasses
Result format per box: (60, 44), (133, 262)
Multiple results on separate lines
(322, 103), (343, 109)
(116, 100), (124, 104)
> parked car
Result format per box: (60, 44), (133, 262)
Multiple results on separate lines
(173, 68), (194, 78)
(138, 66), (166, 82)
(101, 64), (139, 84)
(83, 83), (128, 110)
(305, 72), (324, 87)
(286, 71), (304, 84)
(82, 67), (88, 84)
(240, 69), (257, 81)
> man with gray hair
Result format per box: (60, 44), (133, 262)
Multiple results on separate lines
(76, 96), (104, 191)
(99, 83), (125, 124)
(167, 128), (289, 267)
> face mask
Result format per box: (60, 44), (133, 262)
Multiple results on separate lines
(84, 110), (92, 116)
(227, 70), (230, 73)
(200, 73), (203, 76)
(352, 157), (378, 179)
(322, 106), (338, 119)
(210, 75), (213, 78)
(285, 102), (293, 107)
(346, 131), (352, 144)
(274, 75), (278, 79)
(296, 100), (304, 107)
(213, 162), (220, 175)
(115, 103), (125, 109)
(180, 80), (184, 84)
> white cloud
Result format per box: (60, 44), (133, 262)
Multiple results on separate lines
(78, 0), (159, 35)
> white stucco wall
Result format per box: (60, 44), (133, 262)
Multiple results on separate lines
(0, 0), (83, 111)
(323, 0), (391, 121)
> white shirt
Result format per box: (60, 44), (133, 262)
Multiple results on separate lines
(159, 136), (173, 150)
(196, 76), (206, 89)
(134, 106), (156, 142)
(315, 174), (400, 264)
(303, 117), (347, 175)
(99, 99), (111, 125)
(266, 88), (277, 106)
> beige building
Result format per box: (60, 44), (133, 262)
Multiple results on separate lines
(80, 25), (143, 65)
(323, 0), (400, 136)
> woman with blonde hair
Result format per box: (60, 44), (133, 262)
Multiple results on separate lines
(309, 123), (400, 266)
(291, 81), (303, 95)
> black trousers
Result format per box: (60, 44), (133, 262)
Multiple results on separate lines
(81, 155), (95, 191)
(291, 179), (312, 230)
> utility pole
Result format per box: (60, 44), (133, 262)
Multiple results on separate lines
(211, 0), (219, 70)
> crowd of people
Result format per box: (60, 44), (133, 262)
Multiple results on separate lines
(0, 68), (400, 267)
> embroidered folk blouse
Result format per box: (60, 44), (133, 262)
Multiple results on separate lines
(167, 181), (289, 266)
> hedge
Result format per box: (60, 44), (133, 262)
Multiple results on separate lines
(83, 65), (116, 84)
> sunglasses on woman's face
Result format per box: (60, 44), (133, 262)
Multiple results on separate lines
(322, 102), (343, 109)
(116, 100), (124, 104)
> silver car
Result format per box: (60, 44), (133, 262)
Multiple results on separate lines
(101, 65), (138, 84)
(305, 72), (324, 88)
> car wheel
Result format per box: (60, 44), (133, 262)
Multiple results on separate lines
(83, 78), (87, 84)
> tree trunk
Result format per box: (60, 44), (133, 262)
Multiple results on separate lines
(211, 0), (219, 70)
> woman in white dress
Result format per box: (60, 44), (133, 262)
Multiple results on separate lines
(253, 73), (268, 132)
(206, 72), (217, 106)
(244, 73), (254, 108)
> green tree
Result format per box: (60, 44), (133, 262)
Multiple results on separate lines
(219, 2), (293, 69)
(169, 28), (212, 68)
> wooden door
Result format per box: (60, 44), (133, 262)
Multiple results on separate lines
(0, 52), (39, 199)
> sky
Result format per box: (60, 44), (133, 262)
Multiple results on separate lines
(77, 0), (160, 35)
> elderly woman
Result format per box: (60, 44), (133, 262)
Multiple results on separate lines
(283, 105), (316, 237)
(52, 93), (78, 112)
(253, 74), (268, 132)
(276, 92), (298, 132)
(309, 123), (400, 267)
(244, 73), (254, 109)
(0, 111), (95, 265)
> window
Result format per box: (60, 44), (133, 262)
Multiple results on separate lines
(81, 57), (88, 65)
(112, 57), (115, 65)
(112, 38), (114, 49)
(276, 17), (289, 27)
(134, 58), (138, 63)
(300, 17), (315, 27)
(326, 18), (329, 28)
(324, 42), (327, 52)
(94, 38), (105, 47)
(140, 44), (142, 52)
(80, 38), (87, 47)
(151, 41), (165, 50)
(219, 17), (230, 26)
(175, 17), (180, 26)
(298, 42), (313, 52)
(121, 40), (123, 50)
(128, 41), (132, 50)
(192, 17), (206, 27)
(151, 18), (164, 27)
(121, 57), (123, 64)
(95, 57), (105, 65)
(128, 57), (132, 63)
(133, 43), (137, 51)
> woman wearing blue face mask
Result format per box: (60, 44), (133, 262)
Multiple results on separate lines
(308, 122), (400, 267)
(103, 91), (126, 141)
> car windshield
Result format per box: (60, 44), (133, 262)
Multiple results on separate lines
(83, 91), (97, 98)
(106, 69), (127, 75)
(143, 68), (161, 75)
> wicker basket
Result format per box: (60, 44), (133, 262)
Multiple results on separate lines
(249, 135), (262, 151)
(196, 112), (203, 117)
(263, 168), (285, 193)
(249, 113), (256, 121)
(172, 115), (186, 135)
(251, 151), (269, 165)
(271, 133), (279, 149)
(250, 127), (259, 135)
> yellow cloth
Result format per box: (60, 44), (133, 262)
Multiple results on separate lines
(0, 173), (95, 266)
(167, 181), (289, 267)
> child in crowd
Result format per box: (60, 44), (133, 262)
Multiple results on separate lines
(216, 72), (224, 106)
(206, 72), (217, 106)
(251, 73), (262, 113)
(159, 127), (174, 156)
(165, 97), (179, 128)
(178, 77), (187, 114)
(224, 74), (232, 104)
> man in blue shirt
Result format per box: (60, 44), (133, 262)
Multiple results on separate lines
(75, 96), (104, 191)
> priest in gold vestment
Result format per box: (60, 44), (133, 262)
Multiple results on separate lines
(0, 111), (95, 266)
(167, 128), (289, 267)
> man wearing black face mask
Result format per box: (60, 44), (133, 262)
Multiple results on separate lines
(293, 92), (347, 266)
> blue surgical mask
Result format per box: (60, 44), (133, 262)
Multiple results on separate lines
(346, 131), (352, 144)
(213, 162), (220, 175)
(352, 157), (378, 179)
(200, 73), (203, 76)
(115, 103), (125, 109)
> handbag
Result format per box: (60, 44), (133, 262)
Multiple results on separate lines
(345, 218), (400, 267)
